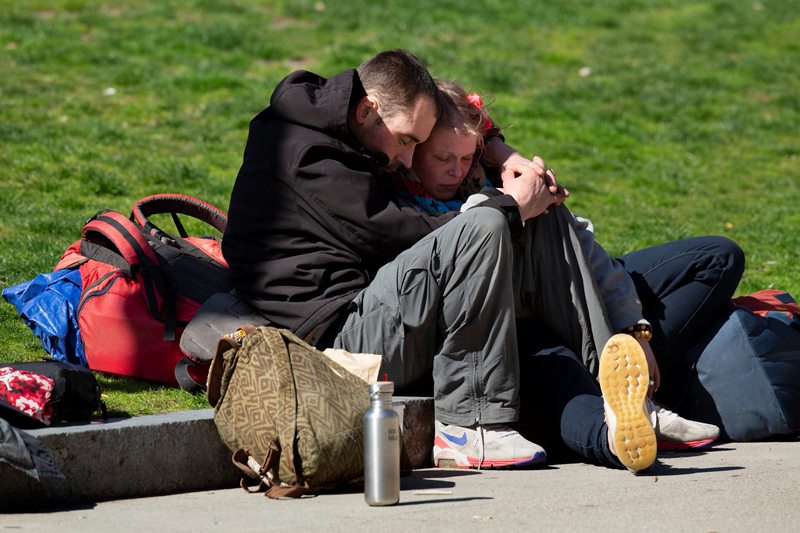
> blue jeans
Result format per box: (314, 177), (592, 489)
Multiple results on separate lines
(517, 235), (745, 467)
(619, 236), (745, 407)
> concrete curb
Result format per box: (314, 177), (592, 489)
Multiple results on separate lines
(0, 397), (434, 511)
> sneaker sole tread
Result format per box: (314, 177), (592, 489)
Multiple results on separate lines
(600, 334), (657, 473)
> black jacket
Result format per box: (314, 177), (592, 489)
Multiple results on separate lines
(223, 69), (519, 340)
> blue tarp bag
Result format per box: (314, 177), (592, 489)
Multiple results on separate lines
(1, 269), (86, 366)
(681, 290), (800, 441)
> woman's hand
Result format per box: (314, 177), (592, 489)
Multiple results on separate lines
(638, 338), (661, 398)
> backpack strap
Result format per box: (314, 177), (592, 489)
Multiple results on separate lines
(265, 481), (313, 499)
(81, 210), (177, 339)
(174, 356), (208, 394)
(131, 194), (228, 244)
(83, 210), (161, 268)
(132, 195), (231, 344)
(231, 446), (314, 499)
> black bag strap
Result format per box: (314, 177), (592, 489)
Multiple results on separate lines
(145, 236), (230, 305)
(131, 195), (231, 344)
(174, 356), (207, 394)
(131, 194), (228, 245)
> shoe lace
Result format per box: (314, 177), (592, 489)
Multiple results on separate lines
(481, 423), (515, 435)
(478, 424), (522, 469)
(476, 422), (520, 469)
(646, 400), (660, 428)
(651, 401), (679, 419)
(478, 425), (485, 469)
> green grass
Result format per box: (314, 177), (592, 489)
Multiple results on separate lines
(2, 0), (799, 416)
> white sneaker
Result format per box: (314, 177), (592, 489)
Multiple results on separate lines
(652, 402), (720, 450)
(599, 334), (657, 473)
(433, 420), (547, 469)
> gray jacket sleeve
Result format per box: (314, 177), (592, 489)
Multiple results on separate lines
(573, 214), (646, 331)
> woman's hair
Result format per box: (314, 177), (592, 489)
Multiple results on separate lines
(357, 49), (438, 117)
(434, 80), (488, 150)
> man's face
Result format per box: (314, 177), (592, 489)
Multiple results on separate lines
(357, 95), (437, 170)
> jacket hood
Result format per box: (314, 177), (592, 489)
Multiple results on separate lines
(265, 69), (364, 144)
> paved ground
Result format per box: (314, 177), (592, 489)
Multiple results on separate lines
(3, 439), (798, 532)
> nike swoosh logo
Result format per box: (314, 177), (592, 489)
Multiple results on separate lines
(442, 431), (467, 446)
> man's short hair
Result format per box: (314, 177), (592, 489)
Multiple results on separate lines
(357, 49), (438, 117)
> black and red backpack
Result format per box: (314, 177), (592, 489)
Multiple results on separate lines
(54, 194), (232, 392)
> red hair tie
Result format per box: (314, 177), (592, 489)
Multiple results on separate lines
(467, 92), (494, 132)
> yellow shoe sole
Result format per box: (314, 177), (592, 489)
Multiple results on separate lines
(599, 334), (657, 473)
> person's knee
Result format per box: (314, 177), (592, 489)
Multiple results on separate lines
(724, 237), (746, 277)
(438, 207), (512, 269)
(710, 236), (746, 279)
(460, 206), (509, 241)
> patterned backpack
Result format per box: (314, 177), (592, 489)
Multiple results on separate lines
(207, 326), (370, 498)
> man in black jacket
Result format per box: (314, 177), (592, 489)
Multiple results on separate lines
(224, 50), (556, 468)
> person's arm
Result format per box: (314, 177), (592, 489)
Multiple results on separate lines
(459, 158), (557, 222)
(296, 152), (458, 262)
(483, 137), (570, 201)
(573, 214), (661, 391)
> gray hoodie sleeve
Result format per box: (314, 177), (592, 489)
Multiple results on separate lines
(464, 191), (646, 331)
(573, 214), (646, 331)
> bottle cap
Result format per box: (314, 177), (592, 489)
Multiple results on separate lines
(369, 381), (394, 395)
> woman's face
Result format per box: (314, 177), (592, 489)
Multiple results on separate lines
(412, 127), (478, 201)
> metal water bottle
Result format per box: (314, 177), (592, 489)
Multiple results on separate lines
(364, 381), (400, 506)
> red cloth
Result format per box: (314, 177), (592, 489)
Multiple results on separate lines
(0, 367), (55, 424)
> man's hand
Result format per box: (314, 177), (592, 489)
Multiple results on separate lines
(500, 153), (570, 200)
(499, 154), (569, 220)
(499, 171), (552, 220)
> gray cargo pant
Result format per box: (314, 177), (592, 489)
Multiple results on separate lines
(334, 207), (519, 427)
(513, 205), (615, 376)
(334, 204), (613, 427)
